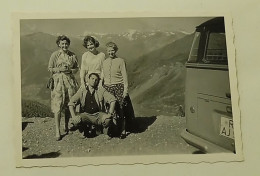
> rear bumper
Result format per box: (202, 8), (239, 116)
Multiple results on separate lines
(181, 129), (233, 153)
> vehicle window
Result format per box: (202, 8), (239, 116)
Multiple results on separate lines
(187, 32), (200, 63)
(202, 32), (228, 65)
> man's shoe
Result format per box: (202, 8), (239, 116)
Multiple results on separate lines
(68, 124), (78, 131)
(119, 133), (126, 139)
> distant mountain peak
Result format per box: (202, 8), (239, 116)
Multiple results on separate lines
(180, 30), (193, 35)
(124, 29), (138, 40)
(24, 31), (52, 37)
(75, 30), (187, 41)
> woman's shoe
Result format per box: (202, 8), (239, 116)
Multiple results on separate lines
(56, 136), (61, 141)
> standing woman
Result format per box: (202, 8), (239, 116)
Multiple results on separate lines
(80, 36), (105, 86)
(48, 35), (79, 141)
(102, 42), (135, 139)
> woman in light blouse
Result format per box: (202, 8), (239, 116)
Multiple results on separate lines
(48, 35), (79, 141)
(80, 36), (105, 86)
(102, 42), (135, 139)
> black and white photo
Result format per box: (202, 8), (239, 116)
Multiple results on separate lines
(13, 13), (242, 166)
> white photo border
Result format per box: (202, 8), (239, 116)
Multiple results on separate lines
(12, 12), (243, 167)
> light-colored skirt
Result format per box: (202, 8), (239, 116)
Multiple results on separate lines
(51, 73), (78, 113)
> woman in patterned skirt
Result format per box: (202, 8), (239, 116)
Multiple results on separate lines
(80, 36), (105, 86)
(101, 42), (135, 139)
(48, 35), (79, 141)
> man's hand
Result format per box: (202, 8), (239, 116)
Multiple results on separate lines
(101, 113), (112, 121)
(101, 113), (112, 128)
(71, 115), (81, 126)
(100, 113), (112, 127)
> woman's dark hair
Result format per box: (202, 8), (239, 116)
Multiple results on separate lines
(106, 42), (118, 52)
(88, 72), (100, 80)
(83, 36), (100, 48)
(56, 35), (70, 46)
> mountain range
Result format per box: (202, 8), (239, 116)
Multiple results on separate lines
(20, 30), (194, 116)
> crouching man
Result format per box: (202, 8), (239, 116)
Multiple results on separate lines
(68, 73), (116, 138)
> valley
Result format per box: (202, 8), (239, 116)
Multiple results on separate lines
(20, 30), (194, 117)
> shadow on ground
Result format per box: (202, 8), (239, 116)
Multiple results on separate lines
(130, 116), (157, 133)
(192, 150), (205, 154)
(22, 121), (34, 131)
(22, 147), (29, 152)
(23, 151), (61, 159)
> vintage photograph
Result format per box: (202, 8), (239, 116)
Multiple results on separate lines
(16, 14), (242, 165)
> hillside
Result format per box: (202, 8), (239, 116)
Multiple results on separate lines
(20, 32), (86, 104)
(81, 30), (187, 63)
(128, 34), (194, 116)
(22, 99), (52, 118)
(20, 31), (193, 116)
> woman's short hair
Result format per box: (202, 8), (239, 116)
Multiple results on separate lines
(106, 42), (118, 52)
(56, 35), (70, 46)
(83, 36), (100, 48)
(88, 73), (100, 80)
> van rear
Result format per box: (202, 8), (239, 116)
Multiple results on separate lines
(181, 17), (235, 153)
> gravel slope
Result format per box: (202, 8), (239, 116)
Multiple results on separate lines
(22, 115), (197, 159)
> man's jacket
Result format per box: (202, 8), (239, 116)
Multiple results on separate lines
(68, 85), (117, 113)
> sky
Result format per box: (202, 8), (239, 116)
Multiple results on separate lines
(20, 17), (214, 36)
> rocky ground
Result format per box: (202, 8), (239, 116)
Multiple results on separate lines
(22, 114), (198, 159)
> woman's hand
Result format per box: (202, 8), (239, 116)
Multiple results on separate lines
(123, 92), (128, 98)
(59, 65), (69, 72)
(63, 69), (72, 74)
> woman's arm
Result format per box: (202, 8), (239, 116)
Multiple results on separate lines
(100, 53), (105, 80)
(48, 52), (61, 73)
(121, 59), (129, 97)
(70, 55), (79, 74)
(100, 59), (105, 86)
(80, 53), (88, 84)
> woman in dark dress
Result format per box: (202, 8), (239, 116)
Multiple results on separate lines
(101, 42), (135, 139)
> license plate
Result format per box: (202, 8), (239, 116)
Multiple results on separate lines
(220, 116), (234, 139)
